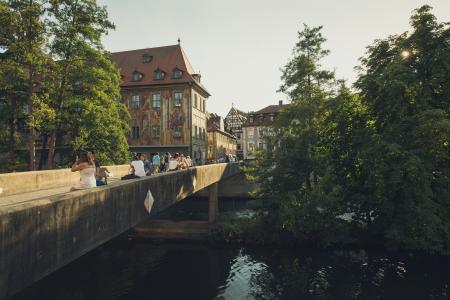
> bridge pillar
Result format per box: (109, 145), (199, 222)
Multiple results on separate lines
(208, 182), (219, 223)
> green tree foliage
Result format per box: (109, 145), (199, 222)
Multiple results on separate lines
(0, 0), (130, 171)
(45, 0), (129, 167)
(0, 0), (50, 170)
(353, 5), (450, 253)
(253, 6), (450, 254)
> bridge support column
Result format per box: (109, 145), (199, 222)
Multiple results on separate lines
(208, 182), (219, 223)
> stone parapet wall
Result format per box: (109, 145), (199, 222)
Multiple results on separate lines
(0, 165), (130, 197)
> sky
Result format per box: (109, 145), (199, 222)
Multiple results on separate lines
(97, 0), (450, 117)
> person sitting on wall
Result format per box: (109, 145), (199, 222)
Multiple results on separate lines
(121, 153), (146, 180)
(186, 155), (193, 167)
(89, 151), (109, 186)
(70, 151), (97, 191)
(168, 153), (179, 171)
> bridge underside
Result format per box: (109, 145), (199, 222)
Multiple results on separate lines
(0, 163), (240, 300)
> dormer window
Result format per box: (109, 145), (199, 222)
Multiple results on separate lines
(142, 53), (152, 63)
(172, 68), (183, 79)
(154, 68), (165, 80)
(132, 70), (143, 82)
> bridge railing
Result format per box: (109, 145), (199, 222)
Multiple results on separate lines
(0, 165), (131, 197)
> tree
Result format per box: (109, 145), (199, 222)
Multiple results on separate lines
(45, 0), (129, 168)
(353, 5), (450, 252)
(251, 25), (352, 246)
(252, 5), (450, 254)
(0, 0), (130, 171)
(0, 0), (49, 170)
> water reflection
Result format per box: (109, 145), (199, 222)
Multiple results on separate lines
(11, 240), (450, 300)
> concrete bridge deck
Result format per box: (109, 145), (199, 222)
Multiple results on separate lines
(0, 163), (241, 300)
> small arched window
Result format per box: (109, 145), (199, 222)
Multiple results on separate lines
(132, 70), (143, 82)
(172, 67), (183, 79)
(154, 68), (165, 80)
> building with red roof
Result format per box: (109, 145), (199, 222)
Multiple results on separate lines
(111, 43), (210, 163)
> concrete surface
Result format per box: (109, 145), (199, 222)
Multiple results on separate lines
(0, 163), (241, 300)
(193, 171), (258, 198)
(0, 165), (130, 197)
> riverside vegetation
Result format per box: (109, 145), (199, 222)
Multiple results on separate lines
(216, 6), (450, 255)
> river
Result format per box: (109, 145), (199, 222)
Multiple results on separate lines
(10, 198), (450, 299)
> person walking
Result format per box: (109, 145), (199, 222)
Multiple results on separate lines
(70, 151), (97, 191)
(142, 154), (151, 176)
(152, 152), (161, 175)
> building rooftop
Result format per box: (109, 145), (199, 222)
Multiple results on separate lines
(111, 44), (210, 96)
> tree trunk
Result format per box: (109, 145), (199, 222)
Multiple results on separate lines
(46, 129), (56, 169)
(8, 96), (17, 163)
(38, 133), (48, 170)
(28, 66), (36, 171)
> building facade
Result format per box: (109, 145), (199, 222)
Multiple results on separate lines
(207, 113), (237, 161)
(111, 44), (210, 164)
(242, 101), (289, 160)
(224, 106), (247, 160)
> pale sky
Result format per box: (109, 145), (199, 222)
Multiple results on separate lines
(97, 0), (450, 117)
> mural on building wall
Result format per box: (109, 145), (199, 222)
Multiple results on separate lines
(151, 109), (161, 124)
(168, 108), (185, 129)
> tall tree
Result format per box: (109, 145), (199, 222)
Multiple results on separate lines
(45, 0), (128, 168)
(0, 0), (49, 170)
(353, 5), (450, 252)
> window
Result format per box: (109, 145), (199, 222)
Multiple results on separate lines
(174, 92), (182, 107)
(194, 94), (198, 108)
(142, 53), (152, 63)
(152, 125), (160, 138)
(236, 133), (240, 139)
(131, 95), (140, 109)
(237, 144), (241, 150)
(270, 114), (274, 121)
(248, 142), (255, 152)
(259, 143), (264, 150)
(173, 126), (182, 138)
(249, 116), (254, 123)
(132, 126), (140, 139)
(247, 127), (254, 139)
(194, 126), (198, 138)
(132, 71), (143, 81)
(172, 68), (182, 79)
(203, 99), (206, 112)
(152, 93), (161, 108)
(258, 128), (265, 137)
(203, 128), (206, 140)
(154, 68), (165, 80)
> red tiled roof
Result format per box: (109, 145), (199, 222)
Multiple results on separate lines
(110, 44), (210, 96)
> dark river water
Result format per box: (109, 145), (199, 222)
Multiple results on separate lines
(11, 239), (450, 300)
(10, 198), (450, 300)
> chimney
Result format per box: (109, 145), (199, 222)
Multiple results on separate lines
(278, 100), (283, 106)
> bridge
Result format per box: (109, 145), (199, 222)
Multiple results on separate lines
(0, 163), (241, 300)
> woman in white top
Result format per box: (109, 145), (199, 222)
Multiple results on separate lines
(70, 151), (97, 191)
(131, 154), (146, 177)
